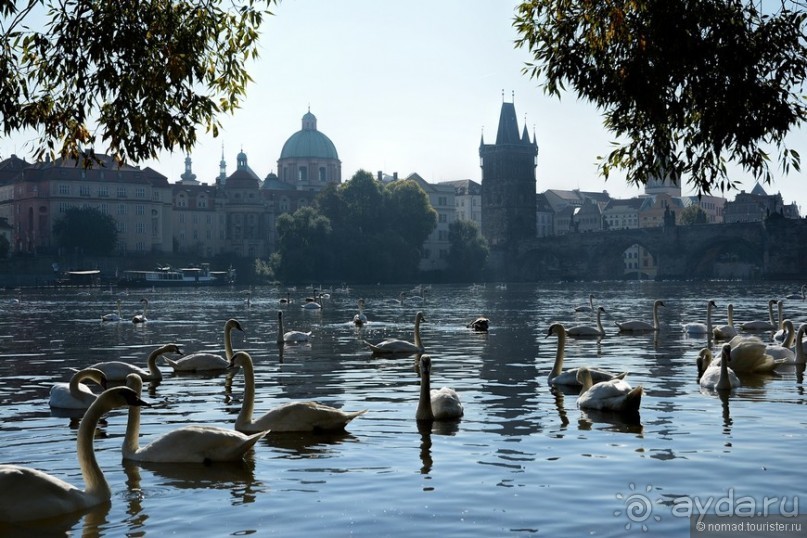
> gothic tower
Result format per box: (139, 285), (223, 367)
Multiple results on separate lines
(480, 99), (538, 248)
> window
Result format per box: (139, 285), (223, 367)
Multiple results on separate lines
(319, 167), (326, 181)
(135, 187), (145, 198)
(136, 205), (144, 216)
(298, 166), (307, 181)
(79, 185), (90, 196)
(117, 204), (126, 215)
(117, 186), (127, 197)
(99, 186), (109, 197)
(58, 184), (70, 195)
(136, 222), (145, 234)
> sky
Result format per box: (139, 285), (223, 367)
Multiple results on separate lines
(4, 1), (806, 207)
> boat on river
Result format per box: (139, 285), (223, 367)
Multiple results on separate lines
(118, 264), (234, 287)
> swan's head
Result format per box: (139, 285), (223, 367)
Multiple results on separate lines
(125, 372), (143, 393)
(160, 343), (183, 356)
(140, 298), (149, 305)
(708, 300), (717, 308)
(106, 386), (150, 408)
(798, 323), (807, 339)
(77, 367), (108, 390)
(546, 323), (565, 338)
(697, 348), (713, 373)
(655, 300), (665, 307)
(230, 350), (253, 369)
(783, 319), (794, 331)
(416, 311), (426, 323)
(226, 319), (245, 333)
(418, 354), (432, 376)
(277, 310), (283, 320)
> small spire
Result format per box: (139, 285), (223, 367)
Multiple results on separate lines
(501, 89), (504, 102)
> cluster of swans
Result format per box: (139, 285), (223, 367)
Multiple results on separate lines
(7, 312), (471, 523)
(101, 298), (149, 324)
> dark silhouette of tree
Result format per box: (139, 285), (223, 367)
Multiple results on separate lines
(679, 205), (709, 225)
(52, 207), (118, 255)
(447, 220), (489, 282)
(515, 1), (806, 194)
(0, 1), (277, 165)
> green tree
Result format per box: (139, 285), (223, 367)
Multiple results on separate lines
(273, 206), (332, 283)
(52, 207), (118, 255)
(383, 180), (437, 250)
(679, 204), (709, 225)
(0, 1), (276, 165)
(447, 220), (489, 282)
(514, 1), (806, 194)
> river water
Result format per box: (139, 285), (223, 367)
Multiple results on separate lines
(0, 281), (805, 536)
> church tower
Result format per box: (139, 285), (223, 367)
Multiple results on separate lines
(480, 98), (538, 248)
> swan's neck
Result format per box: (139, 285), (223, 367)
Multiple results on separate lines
(727, 305), (734, 326)
(778, 302), (784, 329)
(716, 355), (731, 390)
(768, 301), (775, 324)
(146, 349), (161, 377)
(237, 358), (256, 427)
(77, 396), (111, 501)
(706, 304), (713, 332)
(652, 303), (660, 329)
(595, 309), (604, 333)
(579, 369), (593, 393)
(69, 375), (87, 398)
(276, 316), (284, 345)
(123, 388), (141, 457)
(416, 366), (433, 421)
(224, 323), (234, 360)
(549, 331), (566, 378)
(796, 328), (806, 365)
(414, 318), (422, 349)
(783, 323), (795, 349)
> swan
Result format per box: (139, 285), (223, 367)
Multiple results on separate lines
(302, 293), (323, 310)
(740, 299), (777, 331)
(365, 311), (426, 355)
(101, 299), (122, 322)
(566, 306), (606, 337)
(49, 368), (107, 410)
(88, 343), (183, 382)
(279, 292), (293, 305)
(353, 299), (368, 327)
(415, 355), (463, 421)
(467, 316), (490, 332)
(574, 294), (595, 313)
(132, 298), (148, 323)
(228, 350), (367, 433)
(772, 300), (787, 341)
(122, 373), (267, 463)
(276, 310), (311, 344)
(722, 334), (786, 373)
(575, 367), (643, 413)
(784, 284), (805, 300)
(0, 386), (147, 522)
(698, 345), (741, 390)
(546, 323), (627, 387)
(712, 303), (738, 340)
(765, 319), (795, 362)
(164, 319), (243, 372)
(614, 299), (664, 332)
(682, 300), (716, 335)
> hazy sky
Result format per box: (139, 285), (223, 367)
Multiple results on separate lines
(5, 1), (807, 207)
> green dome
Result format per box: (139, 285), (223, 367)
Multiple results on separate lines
(279, 111), (339, 160)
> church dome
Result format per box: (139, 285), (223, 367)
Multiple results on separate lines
(279, 111), (339, 160)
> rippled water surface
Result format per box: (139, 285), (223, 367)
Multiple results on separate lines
(0, 281), (805, 536)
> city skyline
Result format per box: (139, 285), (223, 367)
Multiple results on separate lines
(2, 1), (805, 207)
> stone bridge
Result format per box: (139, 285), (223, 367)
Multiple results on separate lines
(500, 217), (807, 281)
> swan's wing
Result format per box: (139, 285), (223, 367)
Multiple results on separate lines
(250, 401), (367, 433)
(431, 387), (463, 419)
(137, 426), (267, 462)
(168, 353), (228, 371)
(0, 465), (87, 521)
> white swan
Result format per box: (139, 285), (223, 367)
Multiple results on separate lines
(101, 299), (122, 322)
(49, 368), (107, 410)
(740, 299), (777, 331)
(353, 299), (368, 327)
(132, 298), (148, 324)
(228, 350), (367, 433)
(575, 367), (643, 412)
(0, 386), (147, 522)
(772, 300), (787, 341)
(723, 334), (785, 373)
(766, 319), (796, 362)
(122, 373), (267, 463)
(302, 293), (323, 310)
(698, 345), (741, 390)
(574, 293), (595, 313)
(784, 284), (805, 300)
(712, 303), (738, 340)
(467, 316), (490, 332)
(682, 300), (716, 335)
(276, 310), (311, 344)
(615, 299), (664, 332)
(88, 343), (182, 382)
(546, 323), (627, 386)
(164, 319), (243, 372)
(415, 354), (463, 421)
(566, 306), (606, 337)
(365, 311), (426, 355)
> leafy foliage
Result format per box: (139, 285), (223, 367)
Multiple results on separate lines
(271, 170), (438, 284)
(52, 207), (118, 255)
(514, 1), (807, 194)
(0, 0), (277, 166)
(678, 204), (709, 225)
(447, 219), (489, 282)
